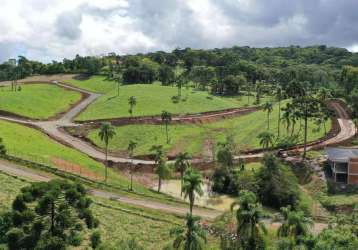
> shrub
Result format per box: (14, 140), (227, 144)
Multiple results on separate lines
(90, 231), (101, 249)
(256, 154), (300, 209)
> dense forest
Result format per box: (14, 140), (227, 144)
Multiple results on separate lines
(1, 45), (358, 114)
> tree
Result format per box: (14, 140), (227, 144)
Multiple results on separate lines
(161, 111), (172, 144)
(151, 145), (171, 192)
(5, 180), (98, 250)
(256, 154), (300, 209)
(258, 131), (275, 150)
(128, 96), (137, 117)
(170, 213), (207, 250)
(277, 206), (313, 244)
(190, 66), (216, 90)
(291, 96), (321, 159)
(275, 86), (284, 138)
(98, 122), (116, 182)
(175, 74), (187, 98)
(175, 152), (191, 197)
(128, 140), (137, 191)
(231, 191), (267, 250)
(182, 168), (204, 214)
(159, 65), (175, 85)
(263, 102), (273, 130)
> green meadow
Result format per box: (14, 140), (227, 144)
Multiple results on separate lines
(0, 120), (160, 197)
(87, 101), (331, 156)
(69, 76), (270, 121)
(0, 83), (81, 119)
(65, 75), (117, 93)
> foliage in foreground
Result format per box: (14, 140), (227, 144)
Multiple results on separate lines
(3, 179), (98, 250)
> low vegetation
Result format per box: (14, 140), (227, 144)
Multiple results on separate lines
(86, 101), (331, 157)
(75, 81), (269, 121)
(0, 83), (81, 119)
(0, 120), (157, 197)
(65, 75), (117, 93)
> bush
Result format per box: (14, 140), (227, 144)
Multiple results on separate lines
(256, 154), (300, 209)
(90, 231), (101, 249)
(0, 212), (12, 243)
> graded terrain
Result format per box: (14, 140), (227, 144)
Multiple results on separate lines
(0, 83), (82, 119)
(86, 101), (331, 157)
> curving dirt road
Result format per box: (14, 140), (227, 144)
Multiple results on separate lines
(0, 81), (355, 166)
(0, 159), (220, 219)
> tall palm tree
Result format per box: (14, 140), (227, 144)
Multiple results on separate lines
(175, 152), (191, 197)
(170, 213), (207, 250)
(182, 168), (203, 214)
(161, 110), (172, 144)
(258, 131), (275, 150)
(231, 191), (267, 250)
(150, 145), (170, 192)
(275, 86), (284, 138)
(98, 122), (116, 182)
(281, 108), (291, 135)
(277, 206), (313, 243)
(263, 102), (273, 130)
(128, 96), (137, 117)
(127, 140), (137, 191)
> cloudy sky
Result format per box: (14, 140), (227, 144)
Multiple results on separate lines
(1, 0), (358, 62)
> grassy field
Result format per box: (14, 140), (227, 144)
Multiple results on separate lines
(73, 78), (270, 121)
(0, 120), (162, 198)
(87, 101), (331, 157)
(0, 172), (29, 213)
(65, 75), (117, 93)
(0, 83), (82, 119)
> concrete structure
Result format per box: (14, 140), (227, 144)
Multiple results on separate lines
(326, 147), (358, 184)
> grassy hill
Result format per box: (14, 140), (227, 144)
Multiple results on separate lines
(73, 80), (269, 121)
(65, 75), (117, 93)
(86, 101), (331, 157)
(0, 83), (82, 119)
(0, 120), (159, 197)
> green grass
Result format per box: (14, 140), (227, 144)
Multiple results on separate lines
(0, 83), (82, 119)
(0, 120), (161, 198)
(75, 79), (270, 121)
(65, 75), (117, 93)
(0, 172), (29, 213)
(87, 101), (331, 157)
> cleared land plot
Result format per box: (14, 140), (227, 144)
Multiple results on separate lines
(87, 102), (331, 156)
(75, 80), (270, 121)
(65, 75), (117, 93)
(0, 84), (82, 119)
(0, 120), (156, 196)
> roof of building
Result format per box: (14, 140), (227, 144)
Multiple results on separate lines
(326, 147), (358, 163)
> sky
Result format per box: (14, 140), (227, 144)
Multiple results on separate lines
(0, 0), (358, 62)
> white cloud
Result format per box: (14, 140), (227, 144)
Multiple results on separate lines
(0, 0), (357, 62)
(348, 44), (358, 53)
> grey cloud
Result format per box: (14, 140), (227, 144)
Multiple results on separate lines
(2, 0), (358, 62)
(55, 11), (82, 40)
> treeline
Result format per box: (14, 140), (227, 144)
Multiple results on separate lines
(0, 55), (108, 81)
(1, 45), (358, 97)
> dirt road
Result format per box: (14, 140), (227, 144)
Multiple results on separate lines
(0, 81), (355, 166)
(0, 159), (221, 219)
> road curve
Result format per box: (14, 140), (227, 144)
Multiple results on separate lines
(0, 159), (220, 219)
(0, 82), (355, 166)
